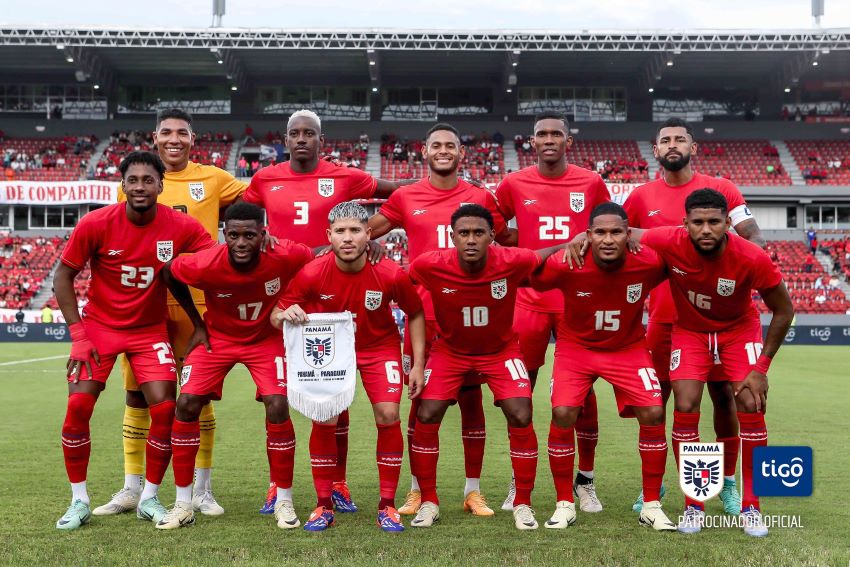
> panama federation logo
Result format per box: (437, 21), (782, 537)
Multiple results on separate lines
(303, 323), (336, 369)
(318, 178), (335, 197)
(717, 277), (736, 297)
(156, 240), (174, 262)
(626, 283), (643, 304)
(188, 182), (205, 202)
(265, 277), (281, 296)
(490, 278), (508, 300)
(569, 192), (585, 213)
(679, 443), (724, 501)
(365, 290), (383, 311)
(180, 365), (192, 387)
(670, 348), (681, 371)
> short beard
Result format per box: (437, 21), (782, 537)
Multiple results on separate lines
(658, 152), (690, 172)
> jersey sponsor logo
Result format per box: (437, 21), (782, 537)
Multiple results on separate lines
(412, 209), (428, 215)
(441, 288), (457, 294)
(648, 209), (661, 216)
(569, 192), (585, 213)
(670, 348), (681, 371)
(671, 266), (688, 276)
(156, 240), (174, 262)
(180, 365), (192, 387)
(318, 178), (335, 197)
(626, 283), (643, 304)
(108, 249), (123, 256)
(365, 290), (383, 311)
(188, 182), (205, 202)
(576, 291), (592, 297)
(265, 277), (281, 296)
(490, 278), (508, 300)
(320, 294), (335, 300)
(717, 278), (736, 297)
(523, 199), (537, 205)
(679, 442), (724, 502)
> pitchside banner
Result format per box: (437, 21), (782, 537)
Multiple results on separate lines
(1, 181), (119, 205)
(606, 183), (640, 205)
(0, 309), (66, 324)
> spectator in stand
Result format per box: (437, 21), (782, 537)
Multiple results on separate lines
(806, 227), (818, 252)
(251, 159), (260, 175)
(814, 276), (824, 290)
(237, 156), (248, 177)
(828, 274), (841, 289)
(41, 304), (54, 323)
(359, 131), (370, 145)
(803, 252), (816, 273)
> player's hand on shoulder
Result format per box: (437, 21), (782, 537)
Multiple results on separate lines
(407, 366), (425, 399)
(185, 323), (211, 356)
(366, 240), (386, 264)
(260, 231), (278, 252)
(562, 233), (589, 269)
(320, 154), (347, 168)
(627, 236), (642, 254)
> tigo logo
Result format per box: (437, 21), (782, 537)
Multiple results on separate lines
(753, 446), (812, 497)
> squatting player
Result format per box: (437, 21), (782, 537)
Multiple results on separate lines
(157, 202), (314, 531)
(53, 151), (215, 530)
(496, 111), (611, 513)
(531, 202), (675, 532)
(368, 123), (513, 517)
(100, 108), (248, 519)
(273, 201), (426, 532)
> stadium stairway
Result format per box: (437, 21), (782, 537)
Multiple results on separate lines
(815, 248), (850, 301)
(772, 140), (805, 185)
(503, 144), (520, 175)
(226, 139), (242, 175)
(88, 139), (111, 178)
(366, 142), (382, 178)
(29, 260), (62, 309)
(636, 140), (659, 180)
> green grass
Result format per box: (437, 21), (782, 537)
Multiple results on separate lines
(0, 344), (847, 567)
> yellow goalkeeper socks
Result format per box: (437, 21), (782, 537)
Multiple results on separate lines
(196, 402), (216, 471)
(122, 405), (150, 476)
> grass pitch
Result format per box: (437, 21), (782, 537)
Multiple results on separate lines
(0, 344), (847, 567)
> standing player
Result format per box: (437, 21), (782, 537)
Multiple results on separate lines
(99, 108), (248, 519)
(155, 202), (314, 530)
(52, 152), (215, 530)
(368, 123), (512, 517)
(272, 201), (426, 532)
(530, 202), (675, 532)
(495, 111), (611, 513)
(634, 189), (793, 536)
(624, 117), (766, 514)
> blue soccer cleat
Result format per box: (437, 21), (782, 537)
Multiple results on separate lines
(331, 481), (358, 513)
(260, 482), (277, 515)
(303, 507), (335, 532)
(377, 507), (405, 532)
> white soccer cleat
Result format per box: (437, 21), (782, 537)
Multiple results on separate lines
(155, 501), (195, 530)
(638, 500), (676, 532)
(741, 506), (768, 538)
(677, 505), (705, 534)
(544, 500), (576, 529)
(192, 490), (225, 516)
(513, 504), (538, 530)
(501, 477), (516, 511)
(573, 480), (603, 513)
(410, 502), (440, 528)
(274, 500), (301, 529)
(92, 487), (141, 516)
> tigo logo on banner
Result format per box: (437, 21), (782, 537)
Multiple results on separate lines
(753, 446), (813, 497)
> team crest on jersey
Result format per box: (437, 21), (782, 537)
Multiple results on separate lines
(318, 178), (335, 197)
(265, 277), (281, 296)
(670, 349), (681, 371)
(156, 240), (174, 262)
(626, 283), (643, 304)
(679, 443), (724, 502)
(188, 182), (205, 202)
(365, 290), (383, 311)
(569, 192), (585, 213)
(490, 278), (508, 300)
(717, 278), (736, 297)
(180, 365), (192, 387)
(423, 369), (432, 386)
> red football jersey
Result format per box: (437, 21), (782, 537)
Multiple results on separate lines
(380, 177), (508, 319)
(496, 165), (610, 313)
(409, 247), (541, 355)
(169, 241), (313, 344)
(624, 172), (753, 323)
(279, 254), (422, 352)
(642, 227), (782, 332)
(243, 160), (377, 246)
(532, 248), (667, 349)
(61, 203), (215, 329)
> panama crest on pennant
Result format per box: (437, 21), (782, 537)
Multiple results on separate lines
(364, 290), (383, 311)
(318, 178), (335, 197)
(626, 283), (643, 304)
(303, 323), (336, 369)
(717, 277), (736, 297)
(679, 443), (724, 502)
(156, 240), (174, 262)
(188, 182), (205, 202)
(569, 192), (585, 213)
(265, 277), (281, 296)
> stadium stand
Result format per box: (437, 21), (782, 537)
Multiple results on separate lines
(2, 137), (95, 182)
(0, 234), (66, 309)
(690, 140), (791, 186)
(516, 139), (650, 183)
(785, 140), (850, 185)
(380, 133), (505, 183)
(239, 138), (367, 177)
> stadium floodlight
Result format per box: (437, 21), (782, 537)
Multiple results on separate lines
(648, 88), (654, 93)
(93, 84), (100, 90)
(230, 85), (237, 91)
(813, 60), (819, 66)
(56, 44), (64, 50)
(506, 88), (512, 93)
(784, 87), (791, 92)
(65, 56), (74, 63)
(666, 60), (674, 66)
(371, 87), (378, 93)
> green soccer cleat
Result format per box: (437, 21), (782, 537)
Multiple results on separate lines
(719, 478), (742, 515)
(137, 495), (168, 523)
(56, 500), (91, 531)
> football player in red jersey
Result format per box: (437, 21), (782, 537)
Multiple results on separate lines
(272, 201), (426, 532)
(157, 202), (314, 531)
(407, 204), (566, 531)
(623, 117), (766, 514)
(368, 123), (512, 517)
(53, 152), (215, 530)
(496, 111), (611, 512)
(530, 202), (675, 532)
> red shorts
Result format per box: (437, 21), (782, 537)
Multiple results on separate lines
(669, 319), (763, 383)
(646, 321), (673, 382)
(513, 305), (561, 371)
(70, 321), (177, 385)
(358, 347), (404, 405)
(422, 341), (532, 403)
(403, 319), (484, 387)
(552, 341), (662, 418)
(180, 334), (286, 400)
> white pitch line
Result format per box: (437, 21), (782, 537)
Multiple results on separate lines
(0, 355), (66, 367)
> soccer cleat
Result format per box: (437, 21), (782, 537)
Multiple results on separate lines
(719, 478), (742, 515)
(411, 502), (440, 528)
(303, 507), (335, 532)
(677, 505), (705, 534)
(501, 477), (516, 511)
(398, 489), (421, 515)
(573, 478), (603, 513)
(192, 489), (225, 516)
(155, 501), (195, 530)
(544, 501), (576, 529)
(741, 505), (768, 538)
(137, 495), (168, 524)
(463, 490), (495, 516)
(56, 500), (91, 530)
(331, 481), (358, 513)
(377, 506), (405, 532)
(513, 504), (538, 530)
(638, 500), (676, 532)
(260, 482), (277, 515)
(632, 484), (666, 513)
(92, 487), (141, 516)
(273, 500), (300, 529)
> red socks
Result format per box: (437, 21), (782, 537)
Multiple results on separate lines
(406, 398), (419, 475)
(739, 412), (767, 511)
(61, 393), (96, 483)
(376, 421), (403, 509)
(310, 422), (337, 509)
(146, 400), (175, 485)
(638, 424), (668, 502)
(717, 436), (740, 478)
(672, 410), (702, 509)
(334, 410), (350, 484)
(267, 419), (296, 490)
(410, 420), (441, 504)
(508, 424), (538, 507)
(458, 386), (486, 479)
(170, 419), (200, 488)
(575, 391), (599, 473)
(547, 423), (575, 503)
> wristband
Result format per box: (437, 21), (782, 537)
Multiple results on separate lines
(754, 353), (772, 374)
(69, 322), (87, 342)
